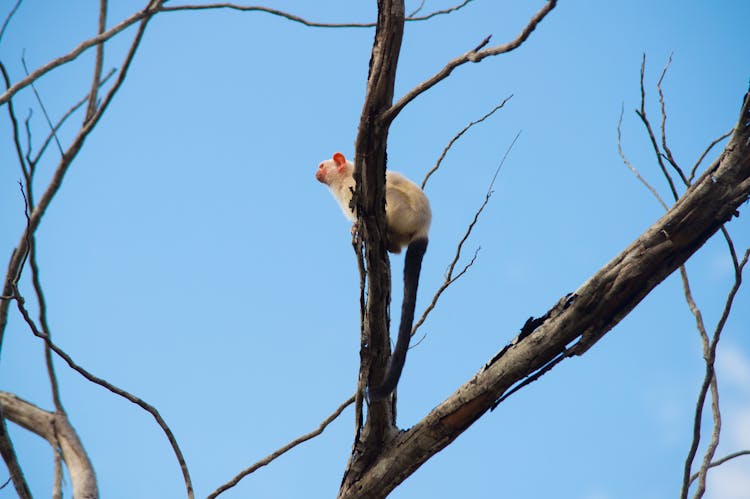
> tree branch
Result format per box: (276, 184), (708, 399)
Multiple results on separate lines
(0, 403), (31, 499)
(340, 87), (750, 498)
(382, 0), (556, 124)
(413, 130), (519, 338)
(209, 395), (355, 498)
(84, 0), (108, 123)
(421, 95), (511, 189)
(11, 285), (193, 498)
(0, 392), (96, 498)
(0, 0), (160, 353)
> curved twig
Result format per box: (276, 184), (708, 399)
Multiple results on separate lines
(688, 450), (750, 485)
(12, 289), (193, 498)
(209, 395), (355, 498)
(413, 131), (519, 338)
(421, 95), (512, 189)
(689, 130), (733, 184)
(382, 0), (556, 124)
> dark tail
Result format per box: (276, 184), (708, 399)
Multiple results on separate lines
(370, 237), (428, 400)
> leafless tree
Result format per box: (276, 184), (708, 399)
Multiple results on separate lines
(1, 2), (748, 498)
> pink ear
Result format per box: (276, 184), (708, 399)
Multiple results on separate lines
(333, 152), (346, 166)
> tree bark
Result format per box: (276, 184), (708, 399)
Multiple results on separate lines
(339, 0), (405, 495)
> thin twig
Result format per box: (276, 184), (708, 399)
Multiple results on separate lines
(85, 0), (108, 122)
(0, 0), (23, 44)
(0, 3), (154, 107)
(410, 248), (478, 348)
(620, 68), (750, 499)
(421, 95), (512, 189)
(1, 1), (157, 350)
(408, 0), (427, 18)
(382, 0), (556, 124)
(0, 0), (469, 106)
(412, 131), (519, 338)
(0, 403), (31, 498)
(0, 476), (12, 490)
(656, 53), (688, 185)
(491, 349), (568, 409)
(689, 130), (732, 184)
(679, 247), (749, 499)
(0, 62), (29, 179)
(1, 2), (195, 497)
(688, 450), (750, 484)
(208, 395), (355, 498)
(617, 104), (668, 210)
(160, 3), (374, 27)
(30, 237), (63, 411)
(31, 68), (116, 169)
(635, 54), (679, 202)
(21, 54), (64, 156)
(12, 287), (193, 498)
(408, 0), (473, 21)
(162, 1), (472, 25)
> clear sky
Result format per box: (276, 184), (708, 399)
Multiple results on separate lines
(1, 1), (749, 498)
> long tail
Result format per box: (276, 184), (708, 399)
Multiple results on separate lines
(370, 237), (428, 400)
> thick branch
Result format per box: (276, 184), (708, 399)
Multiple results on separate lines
(0, 392), (97, 498)
(339, 0), (405, 495)
(341, 89), (750, 498)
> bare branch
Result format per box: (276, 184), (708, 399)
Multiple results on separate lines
(407, 0), (427, 17)
(162, 1), (473, 26)
(0, 3), (156, 107)
(21, 54), (64, 156)
(689, 129), (733, 184)
(410, 247), (478, 348)
(0, 392), (96, 498)
(0, 0), (22, 44)
(0, 3), (195, 496)
(635, 54), (679, 202)
(491, 347), (568, 409)
(656, 53), (688, 185)
(413, 131), (519, 337)
(623, 64), (749, 499)
(408, 0), (473, 21)
(617, 104), (668, 210)
(342, 88), (750, 497)
(421, 95), (512, 189)
(1, 0), (159, 351)
(0, 403), (32, 498)
(0, 62), (29, 179)
(29, 236), (63, 411)
(680, 247), (749, 499)
(209, 395), (355, 499)
(383, 0), (556, 124)
(85, 0), (108, 122)
(160, 3), (375, 27)
(52, 435), (62, 499)
(12, 288), (193, 498)
(31, 68), (116, 169)
(688, 450), (750, 484)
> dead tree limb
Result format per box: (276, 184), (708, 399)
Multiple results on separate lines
(0, 392), (97, 498)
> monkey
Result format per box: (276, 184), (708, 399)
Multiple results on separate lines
(315, 152), (431, 400)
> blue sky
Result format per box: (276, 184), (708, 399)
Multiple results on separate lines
(1, 1), (749, 498)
